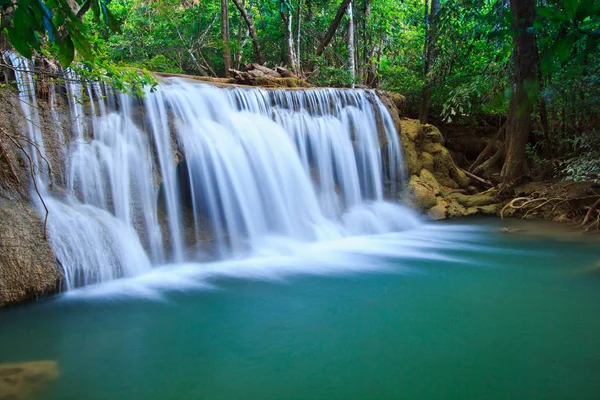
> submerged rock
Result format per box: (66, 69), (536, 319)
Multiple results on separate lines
(0, 360), (59, 400)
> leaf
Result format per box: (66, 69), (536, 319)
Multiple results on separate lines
(7, 28), (33, 58)
(564, 0), (580, 19)
(576, 0), (595, 20)
(103, 5), (122, 33)
(553, 34), (577, 62)
(57, 35), (74, 67)
(537, 6), (570, 22)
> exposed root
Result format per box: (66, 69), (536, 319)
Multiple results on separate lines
(501, 189), (600, 224)
(581, 198), (600, 228)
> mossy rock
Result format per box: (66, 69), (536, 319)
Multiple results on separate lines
(417, 151), (435, 172)
(418, 169), (441, 195)
(428, 198), (448, 220)
(447, 193), (497, 208)
(422, 141), (444, 155)
(477, 203), (501, 215)
(446, 199), (468, 218)
(408, 175), (438, 210)
(387, 92), (406, 114)
(422, 124), (444, 144)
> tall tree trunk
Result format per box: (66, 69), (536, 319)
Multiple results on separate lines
(221, 0), (232, 76)
(363, 0), (376, 86)
(316, 0), (352, 56)
(347, 1), (355, 87)
(296, 0), (303, 74)
(234, 0), (248, 68)
(281, 3), (298, 72)
(232, 0), (266, 64)
(418, 0), (439, 124)
(500, 0), (537, 185)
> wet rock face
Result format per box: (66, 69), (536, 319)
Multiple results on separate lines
(0, 200), (62, 307)
(0, 360), (59, 400)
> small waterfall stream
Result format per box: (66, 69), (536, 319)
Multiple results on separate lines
(6, 55), (418, 290)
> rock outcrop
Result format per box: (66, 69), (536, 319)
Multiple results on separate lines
(0, 360), (59, 400)
(0, 199), (62, 307)
(377, 91), (502, 219)
(228, 64), (311, 88)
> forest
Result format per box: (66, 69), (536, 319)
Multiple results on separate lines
(1, 0), (599, 186)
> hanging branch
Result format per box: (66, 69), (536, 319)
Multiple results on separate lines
(315, 0), (352, 57)
(0, 126), (49, 240)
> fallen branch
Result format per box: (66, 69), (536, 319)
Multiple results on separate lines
(459, 168), (493, 187)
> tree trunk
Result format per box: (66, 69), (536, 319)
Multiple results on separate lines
(234, 0), (248, 68)
(363, 0), (377, 86)
(418, 0), (439, 124)
(281, 3), (298, 72)
(346, 1), (355, 87)
(500, 0), (537, 185)
(231, 0), (266, 64)
(221, 0), (232, 76)
(296, 0), (303, 74)
(316, 0), (352, 57)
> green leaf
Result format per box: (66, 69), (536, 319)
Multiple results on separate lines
(576, 0), (595, 20)
(7, 28), (33, 58)
(554, 34), (577, 61)
(57, 35), (74, 67)
(564, 0), (580, 19)
(537, 6), (570, 22)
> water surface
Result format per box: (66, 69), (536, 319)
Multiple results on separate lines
(1, 219), (600, 400)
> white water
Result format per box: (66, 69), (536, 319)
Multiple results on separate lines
(6, 55), (417, 290)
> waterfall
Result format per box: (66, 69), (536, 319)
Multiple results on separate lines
(5, 56), (417, 290)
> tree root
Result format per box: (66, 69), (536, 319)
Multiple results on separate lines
(501, 192), (600, 224)
(581, 198), (600, 228)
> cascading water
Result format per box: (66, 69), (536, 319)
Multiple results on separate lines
(6, 55), (419, 290)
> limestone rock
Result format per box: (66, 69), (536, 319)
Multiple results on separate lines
(446, 199), (468, 218)
(408, 175), (437, 210)
(428, 198), (448, 220)
(417, 151), (434, 172)
(422, 124), (444, 144)
(0, 360), (59, 400)
(418, 169), (441, 195)
(477, 203), (501, 215)
(447, 193), (497, 208)
(0, 200), (61, 306)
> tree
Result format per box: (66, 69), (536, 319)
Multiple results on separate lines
(231, 0), (265, 64)
(346, 0), (355, 87)
(221, 0), (232, 75)
(280, 1), (298, 72)
(419, 0), (440, 124)
(315, 0), (352, 57)
(500, 0), (537, 185)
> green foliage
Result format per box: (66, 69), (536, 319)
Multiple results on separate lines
(2, 0), (600, 184)
(2, 0), (122, 67)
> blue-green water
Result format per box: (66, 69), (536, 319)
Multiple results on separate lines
(2, 219), (600, 400)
